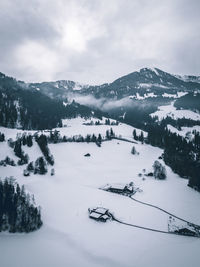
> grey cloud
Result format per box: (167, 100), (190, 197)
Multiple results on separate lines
(0, 0), (199, 84)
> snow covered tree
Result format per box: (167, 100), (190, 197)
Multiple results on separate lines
(27, 161), (34, 172)
(91, 134), (97, 142)
(138, 131), (144, 143)
(50, 168), (55, 176)
(133, 129), (138, 141)
(27, 135), (33, 147)
(131, 146), (138, 155)
(34, 157), (47, 175)
(110, 128), (114, 137)
(153, 160), (167, 180)
(97, 134), (102, 144)
(36, 134), (54, 165)
(85, 134), (91, 143)
(0, 178), (42, 233)
(0, 132), (5, 142)
(106, 130), (110, 139)
(14, 139), (23, 158)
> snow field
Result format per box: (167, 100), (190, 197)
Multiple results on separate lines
(0, 120), (200, 267)
(151, 102), (200, 121)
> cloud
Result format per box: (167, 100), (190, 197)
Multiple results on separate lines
(69, 93), (135, 111)
(0, 0), (199, 84)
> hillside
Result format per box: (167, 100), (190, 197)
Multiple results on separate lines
(0, 72), (105, 130)
(29, 68), (200, 100)
(0, 118), (200, 267)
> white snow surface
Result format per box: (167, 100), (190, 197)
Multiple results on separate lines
(151, 102), (200, 121)
(167, 125), (200, 140)
(129, 92), (157, 100)
(162, 92), (188, 98)
(60, 117), (146, 140)
(0, 120), (200, 267)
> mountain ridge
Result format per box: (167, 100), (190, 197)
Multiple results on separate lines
(24, 67), (200, 100)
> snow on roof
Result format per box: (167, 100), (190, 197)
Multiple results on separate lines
(110, 184), (126, 190)
(89, 212), (102, 219)
(101, 215), (109, 220)
(94, 207), (108, 214)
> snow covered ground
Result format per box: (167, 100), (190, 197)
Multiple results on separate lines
(151, 101), (200, 121)
(167, 125), (200, 139)
(60, 117), (146, 140)
(0, 120), (200, 267)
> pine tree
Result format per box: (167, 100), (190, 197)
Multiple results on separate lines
(0, 178), (42, 233)
(14, 139), (23, 158)
(34, 157), (47, 175)
(131, 146), (138, 155)
(110, 128), (114, 137)
(97, 134), (102, 143)
(153, 161), (167, 180)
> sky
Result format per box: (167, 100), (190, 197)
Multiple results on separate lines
(0, 0), (199, 84)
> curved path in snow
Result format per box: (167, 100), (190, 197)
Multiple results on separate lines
(112, 216), (200, 238)
(129, 196), (200, 228)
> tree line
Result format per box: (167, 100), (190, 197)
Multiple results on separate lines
(133, 125), (200, 191)
(0, 177), (42, 233)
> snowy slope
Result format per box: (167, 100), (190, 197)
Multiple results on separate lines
(0, 122), (200, 267)
(167, 125), (200, 140)
(150, 102), (200, 121)
(60, 117), (145, 140)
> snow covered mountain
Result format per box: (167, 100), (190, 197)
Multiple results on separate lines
(27, 68), (200, 100)
(1, 69), (200, 267)
(174, 74), (200, 84)
(29, 80), (89, 99)
(0, 72), (105, 130)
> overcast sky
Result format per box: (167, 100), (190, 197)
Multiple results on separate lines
(0, 0), (199, 84)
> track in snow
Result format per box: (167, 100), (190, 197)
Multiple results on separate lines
(129, 196), (200, 229)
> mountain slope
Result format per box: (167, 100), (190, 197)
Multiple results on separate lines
(28, 68), (200, 100)
(0, 72), (105, 130)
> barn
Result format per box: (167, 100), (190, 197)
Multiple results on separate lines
(108, 183), (134, 195)
(88, 207), (111, 222)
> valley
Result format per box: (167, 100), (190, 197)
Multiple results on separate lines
(0, 68), (200, 267)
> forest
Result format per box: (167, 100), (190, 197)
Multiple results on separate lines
(0, 177), (42, 232)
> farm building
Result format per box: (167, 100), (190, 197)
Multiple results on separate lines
(88, 207), (111, 222)
(103, 182), (135, 196)
(175, 227), (198, 236)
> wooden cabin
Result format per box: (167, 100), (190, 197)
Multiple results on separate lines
(88, 207), (111, 222)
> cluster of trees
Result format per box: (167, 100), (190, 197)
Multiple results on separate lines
(0, 177), (42, 232)
(44, 128), (116, 144)
(0, 72), (107, 130)
(105, 119), (119, 125)
(34, 157), (48, 175)
(156, 116), (200, 129)
(174, 93), (200, 113)
(141, 124), (200, 191)
(35, 134), (54, 165)
(0, 156), (16, 167)
(13, 139), (29, 165)
(0, 86), (64, 130)
(48, 130), (103, 144)
(83, 119), (119, 126)
(106, 128), (115, 139)
(24, 157), (48, 176)
(4, 133), (53, 176)
(21, 134), (33, 147)
(153, 160), (167, 180)
(133, 129), (144, 143)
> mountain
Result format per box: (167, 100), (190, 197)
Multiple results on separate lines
(28, 68), (200, 100)
(0, 72), (104, 130)
(28, 80), (89, 100)
(174, 74), (200, 84)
